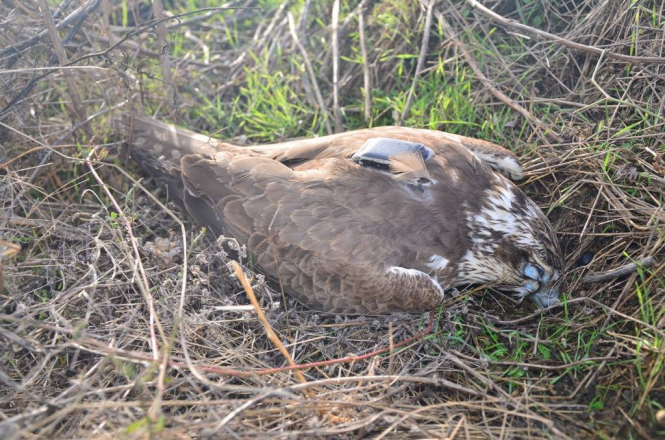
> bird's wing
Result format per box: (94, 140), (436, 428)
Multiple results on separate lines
(119, 115), (523, 180)
(431, 131), (525, 180)
(116, 114), (248, 161)
(179, 153), (447, 313)
(248, 126), (524, 180)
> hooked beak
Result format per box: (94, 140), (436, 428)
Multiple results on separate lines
(529, 286), (561, 309)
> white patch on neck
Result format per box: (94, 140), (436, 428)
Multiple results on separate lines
(457, 180), (546, 284)
(457, 251), (508, 284)
(470, 181), (541, 249)
(427, 255), (449, 271)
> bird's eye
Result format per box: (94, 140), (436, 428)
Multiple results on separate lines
(524, 263), (545, 280)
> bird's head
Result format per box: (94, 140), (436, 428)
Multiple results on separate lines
(457, 177), (564, 308)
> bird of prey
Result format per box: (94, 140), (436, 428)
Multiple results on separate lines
(120, 115), (563, 314)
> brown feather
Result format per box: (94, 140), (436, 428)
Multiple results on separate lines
(388, 151), (432, 184)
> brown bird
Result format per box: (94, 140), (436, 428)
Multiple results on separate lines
(120, 115), (563, 314)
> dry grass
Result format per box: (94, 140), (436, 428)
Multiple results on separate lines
(1, 0), (664, 438)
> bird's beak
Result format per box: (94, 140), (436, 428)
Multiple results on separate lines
(529, 286), (561, 309)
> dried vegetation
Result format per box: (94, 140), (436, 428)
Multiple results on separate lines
(1, 0), (664, 438)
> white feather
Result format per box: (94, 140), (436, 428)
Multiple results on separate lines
(427, 255), (449, 270)
(387, 266), (445, 297)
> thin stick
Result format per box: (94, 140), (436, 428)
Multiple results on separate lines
(210, 390), (293, 432)
(1, 6), (240, 117)
(229, 1), (287, 68)
(579, 184), (603, 243)
(85, 151), (163, 358)
(400, 0), (433, 125)
(255, 315), (432, 375)
(0, 241), (20, 293)
(358, 9), (371, 123)
(68, 7), (245, 67)
(39, 0), (89, 130)
(331, 0), (343, 132)
(288, 12), (333, 135)
(1, 1), (95, 116)
(93, 159), (233, 401)
(466, 0), (665, 64)
(2, 314), (459, 392)
(8, 139), (226, 402)
(3, 102), (124, 217)
(437, 12), (560, 141)
(590, 51), (663, 121)
(84, 149), (169, 424)
(0, 0), (98, 59)
(297, 0), (312, 41)
(447, 415), (466, 440)
(492, 296), (665, 338)
(387, 322), (394, 376)
(56, 310), (437, 378)
(152, 0), (174, 109)
(231, 261), (308, 385)
(0, 66), (108, 75)
(0, 144), (78, 170)
(581, 256), (656, 284)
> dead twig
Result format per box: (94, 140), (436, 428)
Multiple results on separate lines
(232, 261), (308, 385)
(492, 297), (665, 338)
(0, 240), (21, 293)
(0, 0), (99, 60)
(84, 148), (170, 424)
(229, 1), (286, 68)
(287, 12), (333, 135)
(152, 0), (174, 111)
(358, 8), (371, 123)
(331, 0), (343, 132)
(45, 311), (436, 379)
(400, 0), (434, 125)
(437, 11), (561, 141)
(38, 0), (89, 132)
(466, 0), (665, 64)
(581, 256), (656, 284)
(1, 6), (239, 117)
(1, 0), (98, 117)
(84, 151), (164, 356)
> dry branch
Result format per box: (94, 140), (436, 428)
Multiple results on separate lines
(331, 0), (343, 133)
(152, 0), (174, 110)
(288, 12), (333, 135)
(39, 0), (88, 131)
(0, 0), (100, 59)
(1, 0), (99, 116)
(231, 261), (308, 385)
(437, 11), (561, 141)
(581, 256), (656, 284)
(466, 0), (665, 64)
(84, 152), (164, 358)
(400, 0), (434, 125)
(358, 9), (371, 123)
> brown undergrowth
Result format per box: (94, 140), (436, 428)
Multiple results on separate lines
(1, 0), (664, 438)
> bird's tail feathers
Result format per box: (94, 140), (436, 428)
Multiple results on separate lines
(116, 114), (248, 161)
